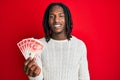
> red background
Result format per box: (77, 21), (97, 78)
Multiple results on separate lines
(0, 0), (120, 80)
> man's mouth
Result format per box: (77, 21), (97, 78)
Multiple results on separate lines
(53, 23), (62, 28)
(54, 24), (61, 27)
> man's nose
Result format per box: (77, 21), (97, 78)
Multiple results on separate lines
(54, 16), (59, 22)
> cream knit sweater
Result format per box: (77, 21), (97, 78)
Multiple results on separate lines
(29, 36), (90, 80)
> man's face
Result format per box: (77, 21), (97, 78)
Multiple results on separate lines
(49, 5), (65, 34)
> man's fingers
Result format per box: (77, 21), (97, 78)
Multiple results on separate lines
(24, 57), (32, 66)
(33, 66), (41, 76)
(26, 58), (36, 75)
(23, 57), (40, 77)
(24, 57), (32, 72)
(28, 65), (36, 77)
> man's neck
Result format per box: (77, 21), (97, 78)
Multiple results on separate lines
(51, 32), (67, 40)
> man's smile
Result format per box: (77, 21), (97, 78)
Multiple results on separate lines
(52, 23), (62, 28)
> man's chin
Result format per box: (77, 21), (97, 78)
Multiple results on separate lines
(52, 31), (64, 35)
(54, 32), (62, 34)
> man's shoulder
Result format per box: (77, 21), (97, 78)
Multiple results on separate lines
(71, 36), (84, 43)
(71, 35), (86, 47)
(39, 37), (45, 41)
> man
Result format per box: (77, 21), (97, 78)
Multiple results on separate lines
(24, 3), (90, 80)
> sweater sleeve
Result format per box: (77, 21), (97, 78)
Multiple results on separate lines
(78, 41), (90, 80)
(28, 56), (43, 80)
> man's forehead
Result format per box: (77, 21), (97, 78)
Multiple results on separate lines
(49, 5), (64, 13)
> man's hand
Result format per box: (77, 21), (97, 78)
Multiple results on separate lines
(24, 57), (41, 77)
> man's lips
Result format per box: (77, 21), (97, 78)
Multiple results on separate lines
(54, 24), (61, 28)
(52, 23), (62, 28)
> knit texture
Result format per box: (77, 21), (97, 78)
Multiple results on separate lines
(29, 36), (90, 80)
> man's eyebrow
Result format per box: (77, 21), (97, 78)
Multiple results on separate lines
(59, 13), (64, 14)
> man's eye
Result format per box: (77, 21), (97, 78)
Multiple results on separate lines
(60, 15), (64, 17)
(49, 15), (54, 18)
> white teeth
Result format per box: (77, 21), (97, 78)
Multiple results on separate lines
(54, 24), (61, 27)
